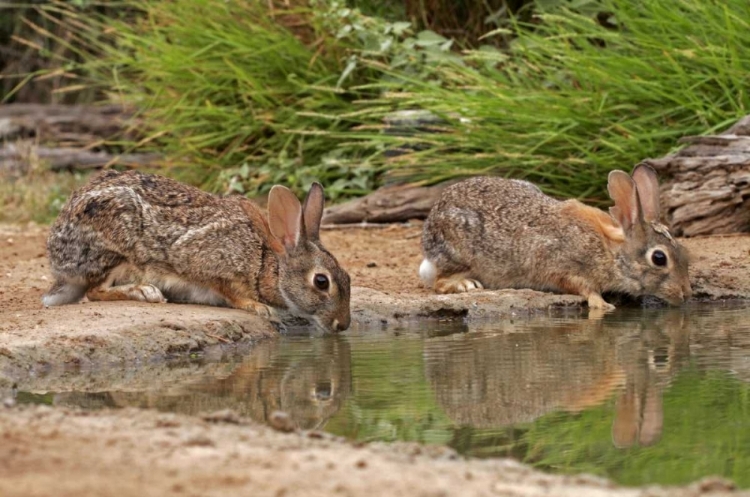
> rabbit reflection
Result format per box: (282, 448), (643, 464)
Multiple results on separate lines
(54, 337), (352, 431)
(610, 311), (690, 448)
(423, 310), (691, 447)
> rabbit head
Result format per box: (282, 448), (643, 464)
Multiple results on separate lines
(607, 165), (691, 306)
(266, 182), (351, 333)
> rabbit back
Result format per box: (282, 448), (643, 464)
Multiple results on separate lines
(421, 176), (617, 293)
(46, 170), (272, 305)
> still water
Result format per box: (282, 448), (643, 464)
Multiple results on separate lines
(18, 305), (750, 488)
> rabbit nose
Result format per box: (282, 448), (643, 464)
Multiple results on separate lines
(333, 316), (350, 332)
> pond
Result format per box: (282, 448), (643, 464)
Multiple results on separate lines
(17, 304), (750, 488)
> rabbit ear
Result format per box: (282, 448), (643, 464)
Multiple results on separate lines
(611, 384), (640, 449)
(607, 170), (641, 231)
(638, 385), (663, 446)
(632, 164), (661, 223)
(302, 182), (325, 241)
(268, 185), (303, 251)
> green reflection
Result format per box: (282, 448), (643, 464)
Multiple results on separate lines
(325, 334), (454, 445)
(522, 367), (750, 487)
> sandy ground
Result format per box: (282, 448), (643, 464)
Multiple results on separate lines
(2, 221), (750, 382)
(1, 222), (750, 496)
(0, 406), (745, 497)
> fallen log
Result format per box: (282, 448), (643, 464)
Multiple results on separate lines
(642, 115), (750, 237)
(0, 103), (139, 146)
(321, 183), (450, 225)
(0, 142), (161, 174)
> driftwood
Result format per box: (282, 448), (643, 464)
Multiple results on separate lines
(642, 115), (750, 237)
(0, 103), (138, 145)
(0, 104), (159, 174)
(0, 142), (161, 174)
(321, 183), (450, 225)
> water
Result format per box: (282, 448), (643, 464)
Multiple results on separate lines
(17, 304), (750, 488)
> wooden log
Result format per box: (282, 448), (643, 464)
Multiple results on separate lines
(0, 142), (161, 174)
(321, 183), (450, 225)
(0, 103), (139, 146)
(641, 115), (750, 237)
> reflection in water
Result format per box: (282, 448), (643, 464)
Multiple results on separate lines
(423, 310), (693, 448)
(16, 305), (750, 488)
(53, 337), (352, 431)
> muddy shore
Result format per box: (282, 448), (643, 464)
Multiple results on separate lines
(1, 221), (749, 386)
(2, 222), (749, 382)
(1, 222), (750, 496)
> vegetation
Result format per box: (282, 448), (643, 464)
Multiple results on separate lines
(0, 170), (87, 223)
(6, 0), (750, 203)
(335, 0), (750, 201)
(0, 1), (129, 104)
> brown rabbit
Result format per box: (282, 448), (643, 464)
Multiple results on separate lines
(42, 170), (351, 333)
(420, 165), (691, 309)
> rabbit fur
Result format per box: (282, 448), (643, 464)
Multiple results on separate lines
(420, 165), (691, 309)
(43, 170), (351, 333)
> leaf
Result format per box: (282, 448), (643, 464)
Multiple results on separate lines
(479, 27), (514, 41)
(389, 22), (412, 36)
(336, 57), (358, 89)
(239, 162), (251, 179)
(415, 30), (449, 47)
(439, 40), (454, 52)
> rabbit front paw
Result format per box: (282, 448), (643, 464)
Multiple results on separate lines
(587, 293), (615, 311)
(241, 300), (277, 320)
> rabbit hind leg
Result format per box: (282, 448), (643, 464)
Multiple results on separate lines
(434, 273), (484, 294)
(85, 264), (166, 304)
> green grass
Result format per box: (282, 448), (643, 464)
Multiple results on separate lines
(46, 0), (382, 199)
(331, 0), (750, 202)
(37, 0), (750, 204)
(0, 170), (89, 224)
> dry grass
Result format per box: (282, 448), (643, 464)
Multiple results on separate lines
(0, 168), (88, 224)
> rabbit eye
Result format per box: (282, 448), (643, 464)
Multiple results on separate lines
(651, 250), (668, 267)
(314, 381), (333, 401)
(313, 274), (330, 291)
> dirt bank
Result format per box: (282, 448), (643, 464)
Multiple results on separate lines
(2, 223), (750, 383)
(0, 405), (744, 497)
(1, 223), (750, 496)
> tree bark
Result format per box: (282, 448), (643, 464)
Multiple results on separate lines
(321, 183), (450, 225)
(642, 115), (750, 237)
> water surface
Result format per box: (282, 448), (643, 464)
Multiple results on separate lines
(19, 305), (750, 488)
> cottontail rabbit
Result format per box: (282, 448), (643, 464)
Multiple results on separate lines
(420, 165), (691, 309)
(43, 170), (351, 332)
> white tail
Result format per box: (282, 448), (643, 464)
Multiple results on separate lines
(41, 280), (87, 307)
(419, 258), (437, 286)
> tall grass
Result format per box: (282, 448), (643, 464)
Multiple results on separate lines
(48, 0), (382, 197)
(0, 1), (127, 104)
(339, 0), (750, 201)
(42, 0), (750, 202)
